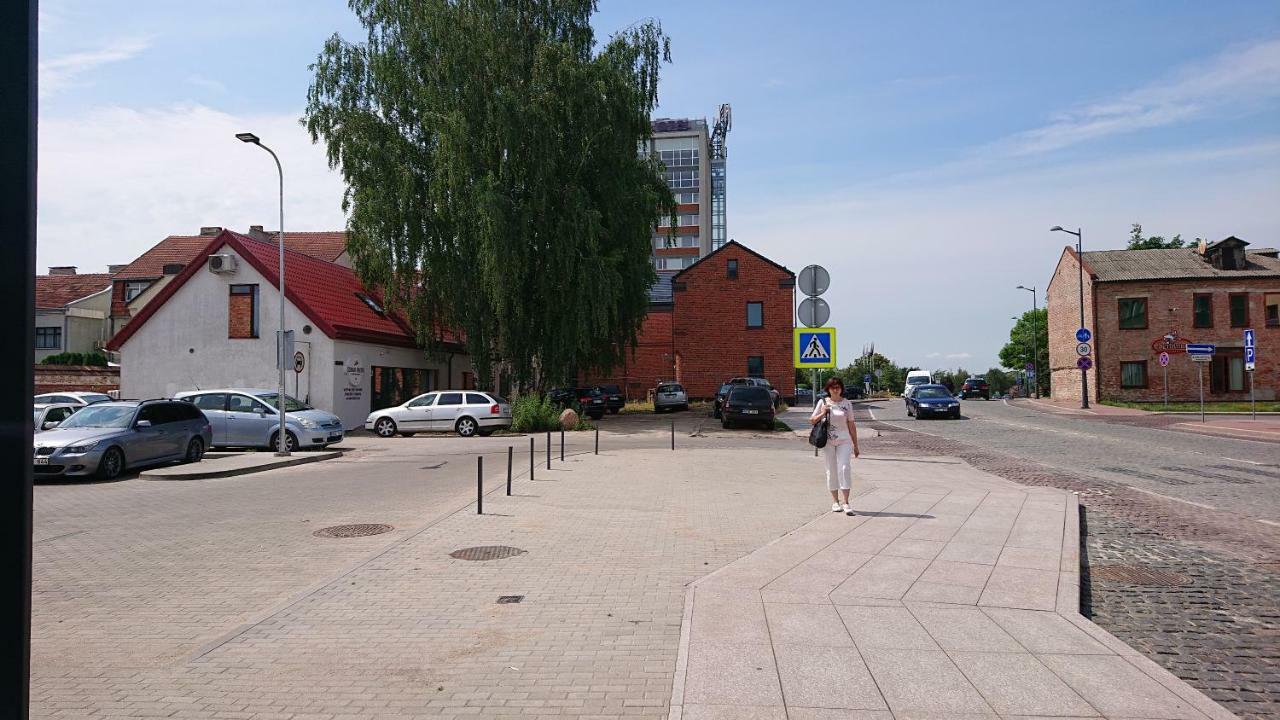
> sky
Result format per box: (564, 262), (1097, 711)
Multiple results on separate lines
(37, 1), (1280, 372)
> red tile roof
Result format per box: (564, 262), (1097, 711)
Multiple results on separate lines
(107, 231), (459, 351)
(35, 273), (113, 310)
(114, 230), (348, 280)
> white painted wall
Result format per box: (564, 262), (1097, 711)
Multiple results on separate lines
(329, 339), (471, 429)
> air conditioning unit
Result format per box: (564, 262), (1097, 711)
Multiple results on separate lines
(208, 254), (238, 274)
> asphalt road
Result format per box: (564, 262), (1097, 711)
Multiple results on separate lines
(868, 396), (1280, 526)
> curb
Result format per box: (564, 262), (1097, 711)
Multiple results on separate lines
(140, 450), (344, 480)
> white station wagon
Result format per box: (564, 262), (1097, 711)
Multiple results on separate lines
(365, 390), (512, 438)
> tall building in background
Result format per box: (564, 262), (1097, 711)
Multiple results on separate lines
(646, 105), (730, 271)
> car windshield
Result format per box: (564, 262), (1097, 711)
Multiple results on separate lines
(718, 384), (732, 394)
(658, 384), (683, 393)
(256, 393), (312, 412)
(33, 410), (43, 424)
(57, 404), (136, 428)
(601, 385), (621, 394)
(906, 376), (929, 385)
(916, 388), (952, 399)
(79, 393), (113, 404)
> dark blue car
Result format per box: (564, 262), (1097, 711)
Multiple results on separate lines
(905, 384), (961, 419)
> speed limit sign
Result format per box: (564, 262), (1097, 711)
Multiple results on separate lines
(293, 351), (305, 374)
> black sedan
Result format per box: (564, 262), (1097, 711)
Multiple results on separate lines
(597, 384), (625, 414)
(905, 384), (961, 419)
(721, 386), (776, 429)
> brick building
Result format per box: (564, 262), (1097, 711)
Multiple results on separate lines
(1047, 237), (1280, 404)
(588, 240), (796, 401)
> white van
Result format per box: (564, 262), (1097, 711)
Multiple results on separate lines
(903, 370), (933, 397)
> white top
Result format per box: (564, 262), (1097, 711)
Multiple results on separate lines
(812, 398), (855, 443)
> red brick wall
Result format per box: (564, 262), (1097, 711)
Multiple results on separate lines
(584, 308), (675, 401)
(228, 290), (255, 338)
(34, 365), (120, 395)
(673, 246), (795, 400)
(1094, 279), (1279, 402)
(1046, 248), (1099, 403)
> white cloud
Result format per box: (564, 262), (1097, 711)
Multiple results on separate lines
(1000, 37), (1280, 156)
(945, 353), (972, 360)
(185, 74), (228, 95)
(39, 37), (151, 97)
(37, 104), (348, 272)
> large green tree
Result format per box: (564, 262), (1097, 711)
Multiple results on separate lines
(999, 308), (1049, 396)
(305, 0), (674, 388)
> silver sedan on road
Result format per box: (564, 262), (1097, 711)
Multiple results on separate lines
(365, 390), (512, 437)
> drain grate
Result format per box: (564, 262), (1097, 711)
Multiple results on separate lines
(1089, 564), (1192, 586)
(313, 523), (394, 538)
(497, 595), (525, 604)
(450, 545), (527, 561)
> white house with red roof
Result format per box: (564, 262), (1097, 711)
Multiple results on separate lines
(106, 230), (471, 429)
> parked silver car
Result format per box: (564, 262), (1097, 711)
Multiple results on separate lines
(175, 389), (344, 451)
(34, 391), (113, 406)
(654, 382), (689, 413)
(33, 403), (80, 432)
(365, 390), (513, 438)
(33, 399), (212, 480)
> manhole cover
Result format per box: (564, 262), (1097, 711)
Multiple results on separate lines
(497, 595), (525, 604)
(450, 545), (527, 561)
(313, 523), (394, 538)
(1089, 565), (1192, 586)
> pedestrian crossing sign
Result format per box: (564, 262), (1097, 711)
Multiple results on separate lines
(794, 328), (837, 368)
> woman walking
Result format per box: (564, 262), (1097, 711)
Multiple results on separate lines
(810, 377), (861, 515)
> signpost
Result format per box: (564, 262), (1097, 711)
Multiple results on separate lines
(1076, 356), (1092, 371)
(1076, 328), (1092, 343)
(797, 265), (832, 408)
(1245, 329), (1256, 419)
(1186, 344), (1215, 423)
(1158, 351), (1170, 407)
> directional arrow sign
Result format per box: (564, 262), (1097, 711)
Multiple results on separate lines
(1186, 343), (1216, 356)
(1244, 328), (1255, 348)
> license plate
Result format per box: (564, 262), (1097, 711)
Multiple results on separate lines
(34, 458), (49, 465)
(743, 409), (758, 414)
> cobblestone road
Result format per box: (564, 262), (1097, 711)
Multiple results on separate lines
(857, 397), (1280, 719)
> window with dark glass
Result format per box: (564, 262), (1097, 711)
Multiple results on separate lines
(727, 259), (738, 279)
(1193, 294), (1213, 328)
(747, 356), (764, 378)
(1210, 350), (1246, 393)
(746, 301), (763, 328)
(1267, 293), (1280, 327)
(1120, 361), (1147, 388)
(35, 326), (62, 349)
(1117, 298), (1147, 329)
(1229, 293), (1249, 327)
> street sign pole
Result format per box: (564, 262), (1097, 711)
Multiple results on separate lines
(1198, 364), (1204, 424)
(1250, 370), (1255, 421)
(1163, 363), (1168, 408)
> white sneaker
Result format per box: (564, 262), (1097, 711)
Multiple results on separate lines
(832, 503), (842, 512)
(844, 504), (855, 516)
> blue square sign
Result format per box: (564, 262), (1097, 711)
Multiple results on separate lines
(794, 328), (836, 368)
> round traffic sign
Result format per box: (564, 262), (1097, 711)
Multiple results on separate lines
(1076, 328), (1092, 343)
(797, 297), (830, 328)
(1158, 351), (1170, 367)
(875, 369), (884, 377)
(1076, 356), (1093, 370)
(293, 351), (305, 374)
(1075, 342), (1091, 356)
(1025, 362), (1035, 372)
(798, 265), (830, 297)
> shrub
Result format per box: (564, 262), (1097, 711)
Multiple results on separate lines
(510, 393), (561, 433)
(41, 351), (108, 366)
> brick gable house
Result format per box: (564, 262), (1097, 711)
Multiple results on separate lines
(587, 240), (796, 401)
(1047, 237), (1280, 404)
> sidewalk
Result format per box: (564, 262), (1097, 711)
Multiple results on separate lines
(1020, 397), (1280, 441)
(669, 455), (1236, 719)
(139, 448), (343, 479)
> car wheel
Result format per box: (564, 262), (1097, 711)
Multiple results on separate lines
(183, 437), (205, 464)
(951, 410), (961, 419)
(374, 417), (398, 438)
(269, 430), (299, 453)
(682, 404), (690, 411)
(456, 417), (479, 437)
(609, 408), (620, 415)
(97, 446), (125, 480)
(398, 432), (416, 438)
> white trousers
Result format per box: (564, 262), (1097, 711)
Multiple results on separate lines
(823, 440), (853, 491)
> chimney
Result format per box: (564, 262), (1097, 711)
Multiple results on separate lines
(48, 266), (77, 275)
(248, 225), (270, 242)
(107, 264), (129, 274)
(200, 226), (223, 236)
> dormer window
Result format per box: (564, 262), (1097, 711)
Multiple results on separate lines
(1203, 237), (1249, 271)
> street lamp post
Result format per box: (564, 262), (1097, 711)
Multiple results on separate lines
(236, 132), (290, 455)
(1016, 285), (1039, 399)
(1051, 226), (1089, 409)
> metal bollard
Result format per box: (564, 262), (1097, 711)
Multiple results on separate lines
(671, 420), (675, 450)
(594, 424), (599, 455)
(530, 436), (534, 481)
(546, 430), (551, 469)
(506, 445), (513, 496)
(560, 428), (564, 461)
(476, 455), (483, 515)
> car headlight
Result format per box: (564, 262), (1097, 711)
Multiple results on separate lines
(297, 417), (320, 429)
(64, 441), (100, 454)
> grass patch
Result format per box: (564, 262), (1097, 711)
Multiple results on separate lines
(772, 419), (792, 431)
(620, 399), (654, 414)
(1100, 399), (1280, 413)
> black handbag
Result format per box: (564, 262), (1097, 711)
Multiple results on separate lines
(808, 412), (829, 448)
